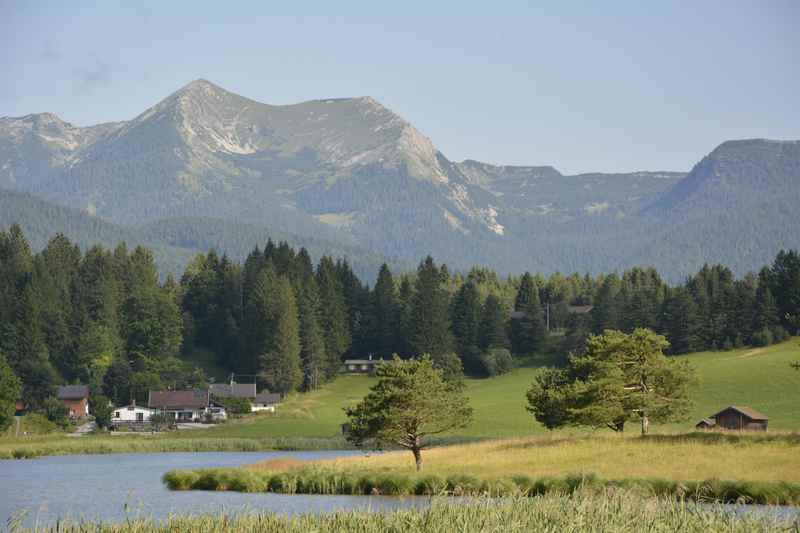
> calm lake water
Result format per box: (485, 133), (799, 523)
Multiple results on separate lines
(0, 451), (426, 528)
(1, 452), (796, 528)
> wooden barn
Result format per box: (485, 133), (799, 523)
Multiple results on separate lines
(698, 405), (769, 431)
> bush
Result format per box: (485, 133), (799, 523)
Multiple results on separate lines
(480, 348), (514, 377)
(212, 395), (252, 416)
(771, 326), (790, 343)
(41, 397), (70, 428)
(91, 395), (113, 429)
(751, 327), (774, 347)
(430, 352), (465, 385)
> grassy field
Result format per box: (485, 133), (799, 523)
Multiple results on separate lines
(166, 433), (800, 503)
(188, 338), (800, 439)
(291, 433), (800, 482)
(3, 339), (798, 458)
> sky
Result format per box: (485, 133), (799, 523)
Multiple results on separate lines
(1, 1), (798, 174)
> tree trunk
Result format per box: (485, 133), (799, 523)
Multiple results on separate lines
(641, 414), (649, 435)
(411, 441), (423, 471)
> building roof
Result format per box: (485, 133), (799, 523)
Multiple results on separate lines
(57, 385), (89, 400)
(209, 382), (257, 399)
(712, 405), (769, 421)
(344, 359), (382, 365)
(254, 392), (282, 405)
(567, 305), (594, 314)
(696, 418), (716, 427)
(148, 389), (209, 410)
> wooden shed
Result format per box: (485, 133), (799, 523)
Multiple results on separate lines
(709, 406), (769, 431)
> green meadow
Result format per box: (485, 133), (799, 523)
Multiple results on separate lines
(190, 338), (800, 439)
(3, 339), (799, 459)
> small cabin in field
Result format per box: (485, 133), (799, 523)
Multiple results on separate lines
(343, 356), (384, 374)
(697, 405), (769, 431)
(57, 385), (90, 418)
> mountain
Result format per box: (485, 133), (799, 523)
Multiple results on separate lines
(1, 80), (798, 280)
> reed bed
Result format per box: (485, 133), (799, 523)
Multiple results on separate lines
(163, 465), (800, 505)
(11, 493), (798, 532)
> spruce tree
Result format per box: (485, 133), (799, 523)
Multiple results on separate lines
(260, 276), (302, 393)
(409, 257), (453, 356)
(510, 272), (546, 355)
(370, 264), (399, 357)
(479, 294), (509, 350)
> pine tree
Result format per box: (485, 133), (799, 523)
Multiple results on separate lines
(450, 281), (481, 356)
(316, 256), (351, 376)
(260, 276), (302, 393)
(479, 294), (509, 350)
(369, 264), (400, 357)
(409, 257), (453, 356)
(510, 272), (546, 355)
(661, 288), (700, 354)
(297, 279), (327, 390)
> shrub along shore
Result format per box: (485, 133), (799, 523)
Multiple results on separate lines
(164, 433), (800, 505)
(12, 493), (798, 533)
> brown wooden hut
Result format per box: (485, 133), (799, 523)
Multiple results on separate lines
(707, 405), (769, 431)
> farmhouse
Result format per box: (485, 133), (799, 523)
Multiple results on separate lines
(111, 402), (155, 426)
(252, 392), (281, 413)
(148, 389), (227, 422)
(57, 385), (90, 418)
(344, 356), (384, 374)
(697, 405), (769, 431)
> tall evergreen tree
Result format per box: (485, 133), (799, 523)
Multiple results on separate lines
(510, 272), (546, 355)
(260, 276), (302, 393)
(409, 257), (453, 356)
(479, 294), (509, 350)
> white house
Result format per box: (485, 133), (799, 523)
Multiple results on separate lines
(112, 403), (155, 424)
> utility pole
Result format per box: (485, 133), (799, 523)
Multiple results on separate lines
(546, 302), (550, 332)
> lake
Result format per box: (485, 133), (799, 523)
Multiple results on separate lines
(1, 451), (796, 529)
(0, 451), (426, 528)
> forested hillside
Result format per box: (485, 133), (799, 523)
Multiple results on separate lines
(2, 226), (798, 420)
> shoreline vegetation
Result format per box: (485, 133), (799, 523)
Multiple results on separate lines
(164, 433), (800, 506)
(16, 494), (796, 532)
(0, 435), (352, 460)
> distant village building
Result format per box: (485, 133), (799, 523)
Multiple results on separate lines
(57, 385), (90, 418)
(111, 401), (155, 427)
(209, 381), (282, 413)
(696, 406), (769, 431)
(252, 392), (282, 413)
(344, 356), (383, 374)
(148, 389), (226, 422)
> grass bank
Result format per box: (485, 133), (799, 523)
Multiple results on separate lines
(12, 493), (798, 532)
(165, 433), (800, 505)
(0, 434), (351, 460)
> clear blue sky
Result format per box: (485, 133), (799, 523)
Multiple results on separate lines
(2, 1), (798, 174)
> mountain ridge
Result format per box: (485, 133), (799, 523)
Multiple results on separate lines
(1, 80), (798, 280)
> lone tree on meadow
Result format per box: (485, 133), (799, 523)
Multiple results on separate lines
(527, 328), (695, 434)
(344, 355), (473, 471)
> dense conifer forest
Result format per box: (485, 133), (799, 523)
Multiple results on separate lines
(1, 224), (799, 415)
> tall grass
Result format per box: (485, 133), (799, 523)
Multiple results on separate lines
(163, 465), (800, 504)
(12, 493), (798, 532)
